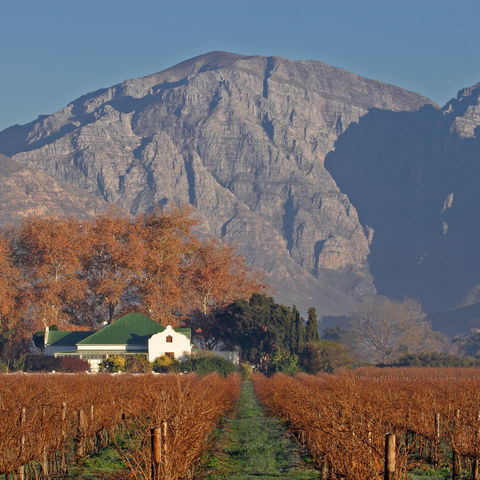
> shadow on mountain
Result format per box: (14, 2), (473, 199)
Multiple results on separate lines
(427, 302), (480, 337)
(0, 115), (89, 156)
(325, 105), (480, 313)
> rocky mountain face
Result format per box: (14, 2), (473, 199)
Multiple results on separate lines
(325, 83), (480, 316)
(0, 153), (106, 225)
(0, 51), (455, 320)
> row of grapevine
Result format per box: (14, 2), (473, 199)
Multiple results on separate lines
(0, 372), (241, 479)
(253, 369), (480, 480)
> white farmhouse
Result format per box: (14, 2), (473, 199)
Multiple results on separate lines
(44, 313), (192, 371)
(148, 325), (191, 362)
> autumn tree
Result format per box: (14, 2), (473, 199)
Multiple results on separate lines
(0, 234), (25, 369)
(79, 211), (151, 325)
(137, 206), (197, 326)
(350, 296), (432, 364)
(184, 238), (266, 346)
(3, 205), (268, 356)
(14, 217), (87, 329)
(0, 235), (19, 327)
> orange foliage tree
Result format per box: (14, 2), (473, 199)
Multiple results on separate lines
(80, 212), (143, 324)
(5, 205), (267, 345)
(0, 235), (20, 328)
(137, 206), (198, 326)
(184, 238), (267, 348)
(0, 234), (25, 367)
(14, 217), (87, 330)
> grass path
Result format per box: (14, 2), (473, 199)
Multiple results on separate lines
(202, 381), (320, 480)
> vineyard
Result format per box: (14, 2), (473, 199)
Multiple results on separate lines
(253, 368), (480, 479)
(0, 373), (241, 480)
(4, 368), (480, 480)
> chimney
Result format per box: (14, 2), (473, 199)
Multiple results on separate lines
(44, 325), (49, 347)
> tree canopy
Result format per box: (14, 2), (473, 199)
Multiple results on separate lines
(0, 207), (266, 368)
(350, 296), (438, 364)
(214, 294), (310, 369)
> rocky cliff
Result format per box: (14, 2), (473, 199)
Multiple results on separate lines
(0, 153), (106, 225)
(325, 84), (480, 315)
(0, 52), (438, 317)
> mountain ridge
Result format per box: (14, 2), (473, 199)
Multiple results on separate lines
(2, 51), (476, 326)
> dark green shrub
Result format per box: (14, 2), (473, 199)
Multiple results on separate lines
(391, 351), (480, 367)
(99, 355), (126, 373)
(266, 348), (300, 375)
(299, 341), (353, 374)
(181, 352), (237, 377)
(125, 354), (151, 373)
(239, 362), (253, 380)
(24, 354), (62, 372)
(152, 355), (180, 373)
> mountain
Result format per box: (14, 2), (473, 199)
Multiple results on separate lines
(0, 152), (106, 225)
(0, 51), (446, 319)
(426, 303), (480, 337)
(325, 83), (480, 314)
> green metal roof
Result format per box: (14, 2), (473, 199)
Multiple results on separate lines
(47, 313), (191, 347)
(46, 331), (94, 346)
(173, 328), (191, 341)
(78, 313), (163, 346)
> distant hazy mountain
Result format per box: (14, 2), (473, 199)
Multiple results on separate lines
(6, 50), (477, 325)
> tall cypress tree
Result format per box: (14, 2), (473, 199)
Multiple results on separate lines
(305, 307), (320, 343)
(291, 305), (305, 353)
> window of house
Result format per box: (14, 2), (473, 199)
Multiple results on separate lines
(166, 335), (173, 343)
(166, 352), (174, 359)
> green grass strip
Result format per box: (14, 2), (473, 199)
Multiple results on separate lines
(203, 381), (320, 480)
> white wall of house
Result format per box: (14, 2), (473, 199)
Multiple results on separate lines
(211, 341), (241, 365)
(148, 325), (191, 362)
(211, 349), (241, 365)
(77, 345), (126, 351)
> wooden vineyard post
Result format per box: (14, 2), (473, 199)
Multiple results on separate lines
(41, 406), (48, 476)
(321, 460), (328, 479)
(61, 402), (67, 473)
(75, 409), (86, 460)
(151, 427), (161, 480)
(367, 422), (373, 455)
(385, 433), (396, 480)
(452, 409), (460, 479)
(473, 411), (480, 480)
(328, 461), (335, 480)
(473, 459), (479, 480)
(161, 421), (168, 474)
(16, 408), (26, 480)
(121, 400), (126, 421)
(89, 404), (95, 453)
(434, 412), (441, 467)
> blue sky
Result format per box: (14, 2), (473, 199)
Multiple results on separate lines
(1, 0), (479, 131)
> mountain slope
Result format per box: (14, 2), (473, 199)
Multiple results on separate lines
(0, 153), (106, 225)
(325, 84), (480, 313)
(0, 51), (435, 316)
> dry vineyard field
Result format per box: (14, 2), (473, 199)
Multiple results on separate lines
(2, 368), (480, 479)
(253, 368), (480, 479)
(0, 373), (240, 480)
